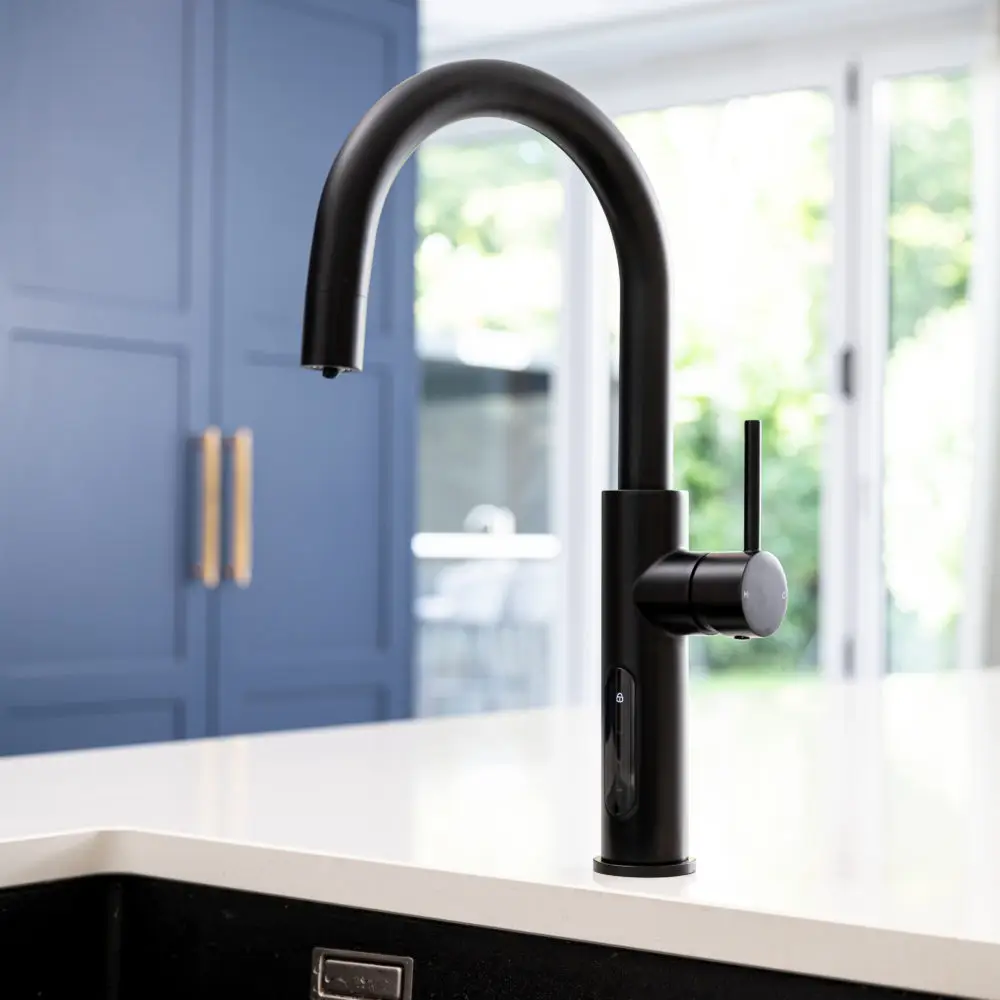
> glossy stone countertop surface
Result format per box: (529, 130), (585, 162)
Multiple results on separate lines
(3, 671), (1000, 997)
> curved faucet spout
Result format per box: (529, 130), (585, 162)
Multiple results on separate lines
(302, 59), (672, 491)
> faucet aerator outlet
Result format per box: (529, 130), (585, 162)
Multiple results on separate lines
(301, 59), (788, 877)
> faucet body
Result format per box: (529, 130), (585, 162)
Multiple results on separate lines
(303, 60), (787, 876)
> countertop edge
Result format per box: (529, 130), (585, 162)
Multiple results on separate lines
(0, 829), (994, 1000)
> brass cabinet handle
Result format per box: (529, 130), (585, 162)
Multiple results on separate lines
(195, 427), (222, 589)
(226, 428), (254, 588)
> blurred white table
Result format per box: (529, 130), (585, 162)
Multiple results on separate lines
(2, 670), (1000, 997)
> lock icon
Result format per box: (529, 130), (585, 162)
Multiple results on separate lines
(616, 692), (624, 704)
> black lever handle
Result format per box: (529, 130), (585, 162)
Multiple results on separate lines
(633, 416), (788, 639)
(744, 420), (761, 553)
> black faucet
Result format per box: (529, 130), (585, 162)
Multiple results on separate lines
(302, 60), (788, 877)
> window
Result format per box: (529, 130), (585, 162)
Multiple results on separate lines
(412, 26), (985, 700)
(415, 136), (563, 715)
(608, 90), (833, 677)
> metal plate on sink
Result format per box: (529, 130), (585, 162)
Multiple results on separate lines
(312, 948), (414, 1000)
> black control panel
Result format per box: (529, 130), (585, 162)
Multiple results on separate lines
(603, 666), (637, 818)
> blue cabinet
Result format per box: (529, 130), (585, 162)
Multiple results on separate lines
(0, 0), (417, 754)
(216, 0), (416, 734)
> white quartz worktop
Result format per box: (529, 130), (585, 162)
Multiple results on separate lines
(4, 672), (1000, 997)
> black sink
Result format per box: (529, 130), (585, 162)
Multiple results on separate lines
(0, 875), (961, 999)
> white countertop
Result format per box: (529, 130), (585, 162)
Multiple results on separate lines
(4, 671), (1000, 997)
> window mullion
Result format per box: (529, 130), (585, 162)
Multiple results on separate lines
(854, 61), (890, 679)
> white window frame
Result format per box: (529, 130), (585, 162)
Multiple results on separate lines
(965, 24), (1000, 670)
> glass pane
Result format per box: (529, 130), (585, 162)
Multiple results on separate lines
(415, 136), (563, 713)
(417, 137), (562, 533)
(415, 558), (557, 715)
(884, 73), (973, 672)
(610, 90), (833, 677)
(419, 364), (551, 534)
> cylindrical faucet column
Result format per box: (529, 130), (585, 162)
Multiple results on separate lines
(595, 489), (695, 875)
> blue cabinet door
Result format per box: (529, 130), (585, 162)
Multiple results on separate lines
(0, 0), (216, 753)
(0, 0), (418, 753)
(215, 0), (417, 734)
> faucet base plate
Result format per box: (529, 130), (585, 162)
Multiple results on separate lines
(592, 857), (696, 878)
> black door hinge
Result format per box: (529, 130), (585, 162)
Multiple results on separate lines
(843, 637), (856, 678)
(840, 345), (855, 400)
(845, 63), (860, 108)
